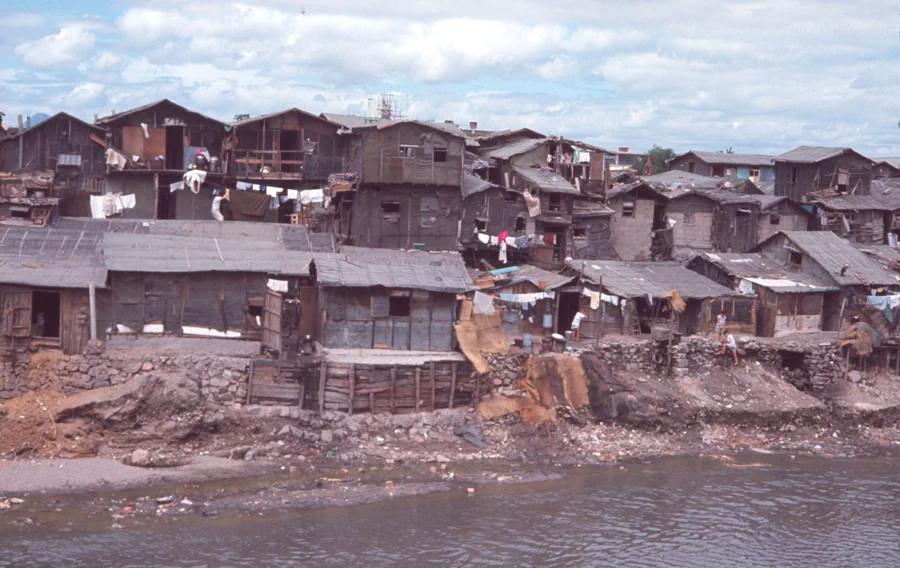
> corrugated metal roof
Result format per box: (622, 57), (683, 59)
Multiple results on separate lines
(479, 138), (548, 161)
(512, 166), (578, 195)
(565, 260), (731, 300)
(315, 248), (473, 293)
(695, 252), (836, 292)
(572, 198), (613, 216)
(0, 224), (107, 288)
(874, 157), (900, 168)
(757, 180), (776, 195)
(607, 181), (667, 200)
(665, 186), (762, 206)
(475, 128), (546, 145)
(869, 178), (900, 210)
(642, 170), (721, 189)
(461, 174), (495, 198)
(770, 231), (898, 286)
(775, 146), (873, 164)
(320, 113), (384, 129)
(231, 107), (342, 129)
(102, 233), (315, 275)
(56, 153), (82, 167)
(812, 195), (891, 212)
(95, 99), (224, 127)
(853, 243), (900, 272)
(2, 112), (105, 141)
(673, 151), (775, 167)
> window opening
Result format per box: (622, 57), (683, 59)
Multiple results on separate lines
(749, 168), (760, 181)
(770, 214), (781, 225)
(389, 293), (411, 317)
(504, 191), (519, 204)
(433, 147), (448, 163)
(31, 290), (60, 338)
(515, 216), (527, 232)
(548, 194), (562, 211)
(400, 144), (418, 158)
(421, 215), (437, 228)
(573, 227), (587, 238)
(791, 166), (799, 183)
(788, 250), (803, 267)
(688, 162), (696, 174)
(622, 201), (635, 217)
(683, 212), (695, 225)
(475, 219), (488, 232)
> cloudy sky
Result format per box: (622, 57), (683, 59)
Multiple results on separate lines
(1, 0), (898, 156)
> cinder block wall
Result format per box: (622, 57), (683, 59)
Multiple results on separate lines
(610, 198), (655, 260)
(672, 212), (713, 248)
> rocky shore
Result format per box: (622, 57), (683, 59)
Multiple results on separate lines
(3, 333), (900, 529)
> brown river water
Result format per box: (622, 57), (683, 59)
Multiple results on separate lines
(1, 454), (899, 567)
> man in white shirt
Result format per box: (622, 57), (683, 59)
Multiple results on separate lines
(721, 330), (738, 366)
(571, 311), (586, 342)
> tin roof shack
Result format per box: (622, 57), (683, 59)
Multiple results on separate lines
(811, 196), (888, 244)
(0, 172), (60, 226)
(475, 264), (575, 341)
(659, 185), (761, 256)
(667, 151), (775, 182)
(314, 247), (472, 351)
(459, 175), (535, 265)
(511, 165), (584, 268)
(564, 260), (731, 337)
(0, 112), (106, 218)
(687, 252), (838, 337)
(345, 121), (465, 251)
(773, 146), (875, 202)
(571, 197), (614, 260)
(547, 137), (610, 199)
(95, 100), (227, 221)
(606, 181), (670, 260)
(0, 221), (108, 354)
(754, 231), (899, 331)
(872, 158), (900, 179)
(227, 108), (344, 183)
(751, 195), (813, 244)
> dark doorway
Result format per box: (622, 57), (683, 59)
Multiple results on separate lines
(157, 181), (173, 219)
(165, 126), (184, 170)
(556, 291), (581, 334)
(279, 130), (300, 173)
(31, 290), (60, 338)
(822, 291), (843, 331)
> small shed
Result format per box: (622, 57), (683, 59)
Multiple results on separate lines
(774, 146), (874, 201)
(606, 181), (669, 260)
(314, 247), (473, 351)
(687, 252), (838, 337)
(754, 230), (899, 330)
(811, 195), (889, 244)
(872, 158), (900, 179)
(563, 260), (731, 337)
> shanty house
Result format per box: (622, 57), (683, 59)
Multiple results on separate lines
(94, 100), (228, 221)
(313, 247), (472, 351)
(754, 231), (899, 330)
(662, 187), (761, 255)
(751, 195), (812, 244)
(571, 197), (614, 260)
(511, 165), (582, 268)
(872, 158), (900, 179)
(606, 181), (670, 261)
(667, 151), (775, 182)
(346, 121), (466, 251)
(687, 252), (838, 337)
(0, 112), (107, 219)
(773, 146), (874, 201)
(459, 175), (532, 265)
(810, 195), (888, 244)
(563, 260), (731, 337)
(227, 108), (344, 183)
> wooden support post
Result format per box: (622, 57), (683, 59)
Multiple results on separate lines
(246, 360), (254, 405)
(390, 366), (396, 414)
(348, 364), (355, 415)
(318, 362), (326, 412)
(449, 363), (457, 409)
(415, 368), (421, 412)
(88, 282), (97, 340)
(430, 361), (436, 411)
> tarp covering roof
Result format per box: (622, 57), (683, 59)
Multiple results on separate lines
(694, 252), (837, 292)
(461, 174), (495, 198)
(0, 223), (107, 288)
(102, 233), (315, 275)
(566, 260), (731, 300)
(512, 166), (578, 195)
(775, 146), (874, 165)
(315, 248), (473, 293)
(491, 264), (575, 291)
(762, 231), (898, 287)
(670, 151), (775, 167)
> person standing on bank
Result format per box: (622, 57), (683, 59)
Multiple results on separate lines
(715, 310), (727, 341)
(721, 329), (738, 366)
(571, 311), (586, 342)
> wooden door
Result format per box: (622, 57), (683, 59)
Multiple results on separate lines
(2, 291), (31, 338)
(262, 289), (283, 353)
(295, 286), (318, 339)
(60, 290), (90, 354)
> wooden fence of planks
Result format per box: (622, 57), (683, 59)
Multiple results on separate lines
(247, 358), (480, 414)
(319, 360), (478, 414)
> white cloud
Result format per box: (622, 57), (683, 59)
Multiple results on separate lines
(63, 83), (106, 107)
(14, 24), (96, 69)
(93, 51), (123, 72)
(1, 13), (44, 28)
